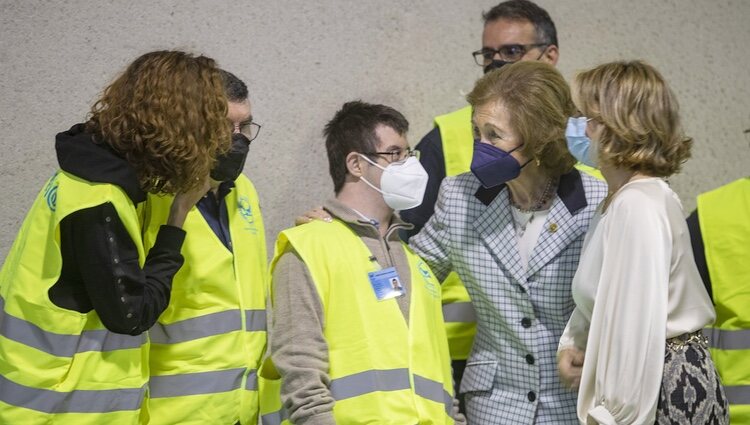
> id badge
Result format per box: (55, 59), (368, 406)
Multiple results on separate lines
(367, 267), (405, 301)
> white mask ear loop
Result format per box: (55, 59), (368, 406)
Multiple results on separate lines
(358, 154), (387, 171)
(357, 154), (385, 194)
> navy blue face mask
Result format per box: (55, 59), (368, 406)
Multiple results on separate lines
(470, 140), (530, 188)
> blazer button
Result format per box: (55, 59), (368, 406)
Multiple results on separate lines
(525, 354), (535, 365)
(528, 391), (537, 402)
(521, 317), (532, 328)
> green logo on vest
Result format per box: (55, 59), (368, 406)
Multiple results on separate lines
(44, 173), (59, 211)
(417, 261), (439, 298)
(238, 196), (258, 234)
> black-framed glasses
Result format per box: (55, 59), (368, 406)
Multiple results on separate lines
(236, 121), (261, 142)
(363, 147), (419, 164)
(472, 43), (549, 66)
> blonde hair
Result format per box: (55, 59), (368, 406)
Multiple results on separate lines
(574, 60), (691, 177)
(87, 50), (231, 194)
(467, 61), (576, 177)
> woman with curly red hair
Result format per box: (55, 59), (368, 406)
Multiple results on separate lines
(0, 50), (230, 424)
(557, 60), (729, 424)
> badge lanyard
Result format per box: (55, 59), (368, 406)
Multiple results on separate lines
(349, 208), (406, 301)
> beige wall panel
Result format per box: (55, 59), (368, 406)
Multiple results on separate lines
(1, 0), (748, 258)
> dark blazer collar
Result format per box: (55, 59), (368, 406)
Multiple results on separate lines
(474, 168), (587, 215)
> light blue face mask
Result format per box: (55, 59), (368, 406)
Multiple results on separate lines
(565, 117), (597, 168)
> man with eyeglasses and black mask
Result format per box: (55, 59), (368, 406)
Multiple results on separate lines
(141, 70), (269, 425)
(399, 2), (602, 414)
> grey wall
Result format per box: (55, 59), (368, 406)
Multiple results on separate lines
(1, 0), (748, 259)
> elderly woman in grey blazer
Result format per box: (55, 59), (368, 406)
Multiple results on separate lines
(409, 61), (607, 424)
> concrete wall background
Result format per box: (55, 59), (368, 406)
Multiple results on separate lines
(1, 0), (748, 259)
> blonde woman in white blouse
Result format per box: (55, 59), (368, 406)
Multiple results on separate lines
(556, 61), (729, 424)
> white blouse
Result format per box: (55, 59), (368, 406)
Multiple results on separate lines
(558, 178), (715, 425)
(510, 206), (550, 272)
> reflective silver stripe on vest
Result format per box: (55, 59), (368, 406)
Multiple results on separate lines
(150, 309), (266, 344)
(329, 368), (411, 400)
(245, 309), (267, 331)
(149, 310), (241, 344)
(703, 328), (750, 350)
(0, 296), (145, 357)
(149, 368), (250, 398)
(261, 406), (289, 425)
(245, 369), (259, 391)
(0, 373), (144, 413)
(442, 302), (477, 323)
(413, 374), (452, 415)
(725, 385), (750, 405)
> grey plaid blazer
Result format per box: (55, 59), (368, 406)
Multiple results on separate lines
(410, 169), (607, 424)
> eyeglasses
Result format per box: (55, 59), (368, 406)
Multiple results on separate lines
(235, 121), (261, 142)
(472, 43), (549, 66)
(362, 147), (419, 164)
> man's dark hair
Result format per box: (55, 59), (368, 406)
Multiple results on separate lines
(324, 101), (409, 194)
(220, 69), (248, 102)
(483, 0), (558, 47)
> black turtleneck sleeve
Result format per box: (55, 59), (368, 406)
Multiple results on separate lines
(686, 208), (712, 302)
(50, 202), (185, 335)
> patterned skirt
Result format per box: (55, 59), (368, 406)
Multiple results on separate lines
(655, 332), (729, 424)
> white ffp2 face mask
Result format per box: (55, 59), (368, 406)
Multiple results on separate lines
(358, 155), (428, 211)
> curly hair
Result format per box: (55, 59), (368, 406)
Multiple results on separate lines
(467, 61), (577, 177)
(573, 60), (692, 177)
(86, 50), (231, 194)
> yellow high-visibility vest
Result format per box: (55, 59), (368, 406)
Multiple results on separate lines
(699, 177), (750, 424)
(435, 105), (474, 178)
(141, 175), (268, 425)
(260, 219), (454, 424)
(0, 171), (148, 425)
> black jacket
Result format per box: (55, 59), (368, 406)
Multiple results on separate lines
(51, 124), (185, 335)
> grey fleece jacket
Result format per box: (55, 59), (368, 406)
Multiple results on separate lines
(270, 199), (465, 425)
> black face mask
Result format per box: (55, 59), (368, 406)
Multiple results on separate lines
(210, 133), (250, 182)
(483, 59), (513, 74)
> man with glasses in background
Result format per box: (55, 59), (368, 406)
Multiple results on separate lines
(265, 101), (465, 424)
(141, 70), (269, 425)
(402, 0), (561, 239)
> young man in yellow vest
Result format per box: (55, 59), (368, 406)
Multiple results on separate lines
(141, 71), (268, 425)
(688, 177), (750, 424)
(266, 101), (464, 424)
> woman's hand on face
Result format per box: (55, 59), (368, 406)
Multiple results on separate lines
(168, 176), (211, 228)
(558, 347), (585, 390)
(294, 206), (333, 226)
